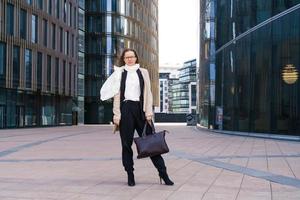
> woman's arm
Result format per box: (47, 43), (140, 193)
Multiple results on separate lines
(113, 92), (121, 125)
(143, 70), (153, 121)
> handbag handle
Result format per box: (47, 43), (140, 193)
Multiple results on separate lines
(142, 120), (155, 137)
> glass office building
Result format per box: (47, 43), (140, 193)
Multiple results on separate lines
(85, 0), (159, 123)
(0, 0), (79, 128)
(199, 1), (300, 135)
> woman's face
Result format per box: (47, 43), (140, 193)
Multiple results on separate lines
(124, 51), (137, 66)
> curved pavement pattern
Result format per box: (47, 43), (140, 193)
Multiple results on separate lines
(0, 125), (300, 200)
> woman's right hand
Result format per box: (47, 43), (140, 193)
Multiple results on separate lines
(113, 118), (120, 126)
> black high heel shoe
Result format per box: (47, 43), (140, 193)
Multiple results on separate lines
(127, 171), (135, 186)
(159, 172), (174, 185)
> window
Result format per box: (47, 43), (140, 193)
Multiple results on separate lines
(25, 49), (32, 88)
(60, 27), (63, 52)
(37, 0), (43, 10)
(47, 55), (51, 91)
(52, 23), (56, 49)
(78, 30), (84, 52)
(79, 0), (84, 9)
(68, 3), (72, 26)
(78, 52), (84, 74)
(64, 0), (67, 22)
(37, 52), (42, 90)
(0, 42), (6, 76)
(72, 34), (74, 57)
(73, 64), (76, 93)
(13, 46), (20, 88)
(63, 61), (66, 93)
(69, 63), (72, 94)
(31, 15), (38, 43)
(48, 0), (52, 14)
(66, 31), (69, 55)
(43, 19), (48, 47)
(64, 31), (67, 54)
(73, 7), (77, 28)
(56, 0), (60, 18)
(20, 9), (27, 39)
(55, 58), (59, 93)
(6, 3), (14, 35)
(78, 9), (84, 30)
(26, 0), (32, 5)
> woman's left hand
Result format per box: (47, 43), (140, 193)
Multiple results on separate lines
(146, 116), (152, 124)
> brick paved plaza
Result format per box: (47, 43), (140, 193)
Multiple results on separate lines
(0, 125), (300, 200)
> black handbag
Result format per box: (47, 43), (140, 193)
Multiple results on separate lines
(133, 121), (169, 159)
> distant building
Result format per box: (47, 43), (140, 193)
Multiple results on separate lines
(156, 59), (196, 114)
(155, 73), (170, 113)
(155, 63), (180, 113)
(170, 59), (197, 113)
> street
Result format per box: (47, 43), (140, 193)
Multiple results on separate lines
(0, 125), (300, 200)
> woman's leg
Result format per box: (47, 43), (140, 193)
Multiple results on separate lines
(135, 117), (167, 173)
(135, 114), (173, 185)
(120, 102), (136, 172)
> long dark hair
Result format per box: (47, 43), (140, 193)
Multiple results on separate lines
(118, 48), (139, 66)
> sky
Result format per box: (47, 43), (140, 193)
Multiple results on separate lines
(158, 0), (199, 66)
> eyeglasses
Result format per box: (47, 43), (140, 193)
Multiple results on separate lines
(124, 56), (136, 60)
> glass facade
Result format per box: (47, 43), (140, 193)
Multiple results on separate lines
(77, 2), (85, 124)
(199, 1), (300, 135)
(85, 0), (159, 124)
(0, 0), (79, 128)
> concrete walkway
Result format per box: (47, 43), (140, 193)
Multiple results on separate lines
(0, 125), (300, 200)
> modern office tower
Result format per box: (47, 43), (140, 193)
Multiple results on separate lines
(199, 1), (300, 135)
(170, 59), (197, 113)
(85, 0), (159, 124)
(0, 0), (78, 128)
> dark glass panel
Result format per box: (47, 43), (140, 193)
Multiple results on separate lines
(25, 49), (32, 88)
(6, 3), (14, 35)
(0, 42), (6, 78)
(47, 55), (51, 91)
(55, 58), (59, 93)
(37, 52), (43, 90)
(43, 19), (48, 47)
(20, 9), (27, 39)
(31, 15), (38, 43)
(37, 0), (43, 10)
(48, 0), (52, 14)
(52, 23), (56, 49)
(13, 46), (20, 88)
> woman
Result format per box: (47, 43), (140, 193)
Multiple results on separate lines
(100, 48), (174, 186)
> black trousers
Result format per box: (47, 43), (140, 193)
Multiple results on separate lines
(119, 100), (167, 173)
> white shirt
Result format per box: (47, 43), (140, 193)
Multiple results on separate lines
(124, 64), (141, 101)
(100, 65), (124, 101)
